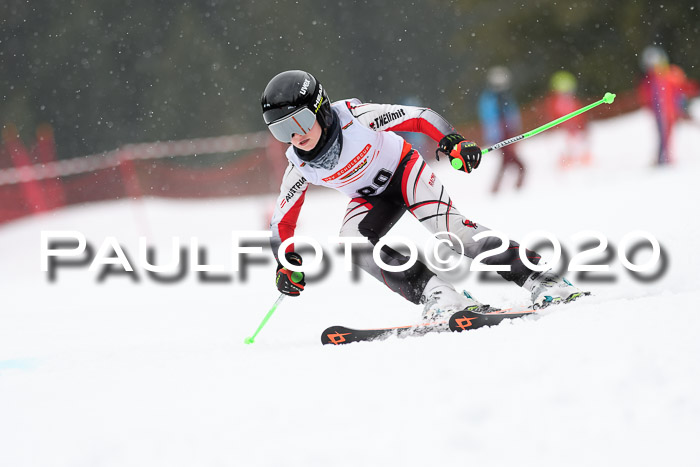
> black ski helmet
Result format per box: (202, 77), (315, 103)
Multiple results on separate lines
(261, 70), (333, 132)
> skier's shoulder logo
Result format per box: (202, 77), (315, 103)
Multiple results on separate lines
(372, 108), (406, 130)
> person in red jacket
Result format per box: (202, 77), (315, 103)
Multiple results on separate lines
(261, 70), (587, 323)
(638, 45), (699, 165)
(544, 71), (592, 170)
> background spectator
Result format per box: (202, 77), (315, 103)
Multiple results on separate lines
(478, 66), (526, 193)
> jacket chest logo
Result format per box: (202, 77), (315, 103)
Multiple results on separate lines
(321, 144), (371, 183)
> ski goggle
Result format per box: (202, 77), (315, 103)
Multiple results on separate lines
(264, 107), (317, 143)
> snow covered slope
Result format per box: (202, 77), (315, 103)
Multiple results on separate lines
(1, 108), (700, 466)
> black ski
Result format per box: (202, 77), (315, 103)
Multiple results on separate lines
(321, 306), (540, 345)
(321, 320), (450, 345)
(448, 308), (538, 332)
(448, 292), (591, 333)
(321, 292), (591, 345)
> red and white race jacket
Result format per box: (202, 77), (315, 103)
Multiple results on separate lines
(270, 98), (457, 259)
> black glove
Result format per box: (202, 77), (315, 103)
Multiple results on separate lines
(275, 252), (305, 296)
(437, 133), (482, 173)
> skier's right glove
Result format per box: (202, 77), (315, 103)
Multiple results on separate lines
(275, 252), (305, 296)
(437, 133), (482, 173)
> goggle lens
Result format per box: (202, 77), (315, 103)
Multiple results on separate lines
(266, 107), (317, 143)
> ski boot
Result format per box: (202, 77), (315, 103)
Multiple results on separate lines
(524, 269), (589, 309)
(421, 287), (495, 327)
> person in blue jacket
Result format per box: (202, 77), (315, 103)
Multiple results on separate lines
(478, 66), (526, 193)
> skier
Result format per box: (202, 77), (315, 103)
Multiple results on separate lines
(262, 70), (585, 322)
(477, 66), (526, 193)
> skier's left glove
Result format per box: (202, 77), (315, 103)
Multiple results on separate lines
(437, 134), (482, 173)
(276, 252), (305, 297)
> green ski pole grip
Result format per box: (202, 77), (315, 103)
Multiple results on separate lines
(291, 271), (303, 283)
(603, 92), (616, 104)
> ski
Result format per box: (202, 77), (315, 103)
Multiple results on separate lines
(321, 306), (539, 345)
(448, 291), (591, 331)
(448, 307), (538, 332)
(321, 293), (591, 345)
(321, 320), (450, 345)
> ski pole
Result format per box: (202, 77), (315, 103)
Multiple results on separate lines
(452, 92), (616, 169)
(244, 270), (303, 344)
(244, 294), (285, 344)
